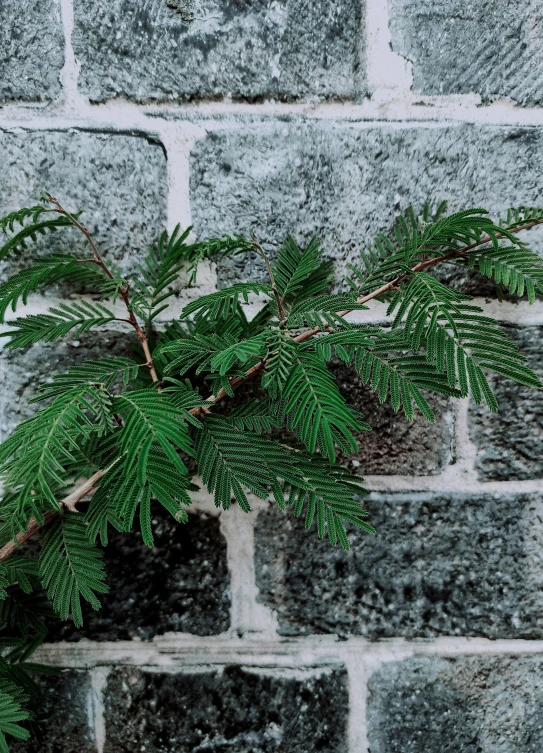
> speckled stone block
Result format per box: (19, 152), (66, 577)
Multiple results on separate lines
(255, 492), (543, 638)
(11, 671), (94, 753)
(389, 0), (543, 106)
(47, 507), (230, 640)
(103, 665), (348, 752)
(0, 0), (64, 103)
(0, 334), (134, 441)
(367, 655), (543, 752)
(470, 325), (543, 481)
(73, 0), (362, 103)
(189, 122), (543, 288)
(0, 130), (167, 278)
(332, 362), (454, 475)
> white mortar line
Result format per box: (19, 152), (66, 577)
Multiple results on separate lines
(59, 0), (87, 113)
(219, 500), (279, 638)
(8, 96), (543, 127)
(33, 635), (543, 670)
(365, 476), (543, 494)
(365, 0), (413, 101)
(89, 667), (109, 753)
(2, 294), (542, 327)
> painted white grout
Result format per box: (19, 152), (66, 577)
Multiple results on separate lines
(89, 667), (109, 753)
(219, 500), (279, 638)
(58, 0), (87, 113)
(364, 0), (413, 100)
(7, 95), (543, 128)
(33, 635), (543, 670)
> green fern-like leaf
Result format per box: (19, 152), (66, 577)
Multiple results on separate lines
(0, 301), (116, 348)
(0, 387), (108, 514)
(39, 513), (108, 626)
(0, 255), (108, 322)
(181, 283), (271, 321)
(287, 294), (368, 329)
(0, 206), (75, 260)
(387, 273), (542, 409)
(283, 349), (363, 462)
(36, 357), (140, 401)
(195, 415), (372, 547)
(0, 686), (31, 753)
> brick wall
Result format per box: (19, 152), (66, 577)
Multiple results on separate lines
(2, 1), (543, 751)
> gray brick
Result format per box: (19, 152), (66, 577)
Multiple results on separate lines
(470, 325), (543, 481)
(389, 0), (543, 106)
(0, 334), (135, 441)
(189, 122), (543, 288)
(333, 362), (454, 475)
(255, 492), (543, 638)
(103, 665), (348, 753)
(73, 0), (362, 103)
(0, 0), (63, 103)
(47, 507), (230, 640)
(367, 656), (543, 753)
(0, 130), (167, 278)
(11, 670), (94, 753)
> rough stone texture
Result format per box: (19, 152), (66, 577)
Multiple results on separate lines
(255, 492), (543, 638)
(0, 130), (167, 278)
(103, 665), (348, 752)
(11, 671), (94, 753)
(367, 656), (543, 753)
(0, 333), (135, 441)
(47, 507), (230, 640)
(190, 122), (543, 288)
(333, 362), (454, 475)
(73, 0), (362, 103)
(470, 325), (543, 481)
(0, 0), (63, 103)
(389, 0), (543, 106)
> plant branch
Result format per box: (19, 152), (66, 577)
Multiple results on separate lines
(251, 236), (287, 325)
(3, 217), (542, 559)
(0, 469), (106, 562)
(199, 218), (543, 402)
(46, 194), (159, 383)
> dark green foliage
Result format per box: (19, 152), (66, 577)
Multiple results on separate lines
(0, 197), (542, 749)
(0, 301), (116, 348)
(39, 514), (108, 627)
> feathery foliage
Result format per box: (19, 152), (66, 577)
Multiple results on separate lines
(0, 194), (541, 748)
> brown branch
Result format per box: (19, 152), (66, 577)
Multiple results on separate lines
(0, 469), (107, 563)
(46, 194), (159, 383)
(4, 216), (542, 558)
(192, 218), (543, 405)
(251, 236), (287, 325)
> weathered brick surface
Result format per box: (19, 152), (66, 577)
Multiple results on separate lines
(0, 130), (167, 278)
(333, 362), (454, 475)
(255, 492), (543, 638)
(47, 507), (230, 641)
(0, 334), (134, 441)
(11, 671), (94, 753)
(73, 0), (362, 103)
(470, 325), (543, 481)
(367, 655), (543, 753)
(0, 0), (63, 103)
(389, 0), (543, 106)
(190, 123), (543, 288)
(103, 665), (348, 752)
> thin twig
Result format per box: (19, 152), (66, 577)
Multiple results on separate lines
(198, 219), (543, 403)
(251, 236), (287, 325)
(4, 217), (543, 557)
(46, 194), (159, 383)
(0, 469), (107, 562)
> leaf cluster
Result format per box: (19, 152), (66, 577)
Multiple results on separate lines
(0, 197), (541, 749)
